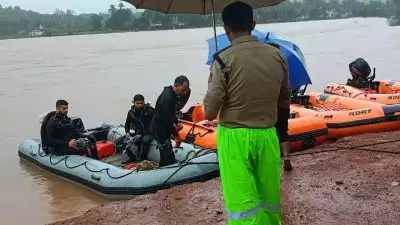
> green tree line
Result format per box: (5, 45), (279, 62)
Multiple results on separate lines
(0, 0), (399, 39)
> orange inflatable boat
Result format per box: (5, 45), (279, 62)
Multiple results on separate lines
(178, 104), (329, 153)
(324, 80), (400, 105)
(378, 80), (400, 93)
(291, 92), (400, 138)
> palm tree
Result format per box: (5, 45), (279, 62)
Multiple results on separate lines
(391, 0), (400, 25)
(109, 4), (116, 15)
(118, 2), (125, 10)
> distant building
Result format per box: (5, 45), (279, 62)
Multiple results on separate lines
(171, 16), (184, 27)
(150, 23), (162, 28)
(29, 25), (46, 37)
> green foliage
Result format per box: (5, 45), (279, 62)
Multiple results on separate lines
(390, 0), (400, 25)
(0, 0), (399, 39)
(89, 14), (103, 31)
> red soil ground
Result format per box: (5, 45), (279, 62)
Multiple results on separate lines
(50, 131), (400, 225)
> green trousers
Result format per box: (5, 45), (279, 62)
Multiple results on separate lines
(217, 125), (281, 225)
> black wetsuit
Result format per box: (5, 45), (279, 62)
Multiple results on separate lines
(274, 107), (290, 143)
(151, 86), (179, 167)
(44, 113), (98, 158)
(124, 105), (155, 160)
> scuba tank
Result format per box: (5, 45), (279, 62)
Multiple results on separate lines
(39, 111), (57, 154)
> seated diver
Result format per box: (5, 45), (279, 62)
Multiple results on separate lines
(41, 99), (98, 159)
(122, 94), (155, 164)
(346, 57), (375, 89)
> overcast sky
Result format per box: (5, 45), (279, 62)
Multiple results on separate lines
(1, 0), (136, 14)
(1, 0), (380, 14)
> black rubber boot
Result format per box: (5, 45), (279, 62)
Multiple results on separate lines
(158, 142), (176, 167)
(283, 160), (293, 171)
(121, 150), (136, 164)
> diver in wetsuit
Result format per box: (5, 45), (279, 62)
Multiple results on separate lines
(151, 75), (190, 167)
(42, 99), (98, 159)
(122, 94), (155, 164)
(347, 58), (374, 89)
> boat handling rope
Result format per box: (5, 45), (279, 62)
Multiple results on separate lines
(181, 120), (219, 151)
(156, 148), (216, 192)
(183, 121), (215, 149)
(30, 142), (218, 184)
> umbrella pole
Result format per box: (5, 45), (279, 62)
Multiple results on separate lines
(211, 0), (218, 52)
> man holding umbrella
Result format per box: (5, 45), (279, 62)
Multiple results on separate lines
(203, 2), (291, 225)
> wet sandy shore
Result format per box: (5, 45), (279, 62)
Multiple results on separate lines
(49, 131), (400, 225)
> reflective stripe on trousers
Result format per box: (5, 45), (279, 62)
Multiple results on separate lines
(227, 202), (281, 220)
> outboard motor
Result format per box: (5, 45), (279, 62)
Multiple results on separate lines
(348, 58), (376, 89)
(86, 123), (112, 141)
(70, 117), (86, 133)
(349, 58), (371, 80)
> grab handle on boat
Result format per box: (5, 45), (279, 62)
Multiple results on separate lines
(91, 174), (101, 181)
(29, 151), (37, 157)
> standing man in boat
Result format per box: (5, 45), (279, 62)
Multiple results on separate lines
(203, 2), (291, 225)
(151, 75), (190, 167)
(42, 99), (98, 159)
(122, 94), (155, 164)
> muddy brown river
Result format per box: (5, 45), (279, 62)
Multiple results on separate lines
(0, 17), (399, 225)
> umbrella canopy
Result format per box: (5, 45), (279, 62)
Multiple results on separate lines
(206, 29), (312, 91)
(124, 0), (288, 51)
(123, 0), (286, 14)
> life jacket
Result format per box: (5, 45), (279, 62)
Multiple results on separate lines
(40, 111), (57, 154)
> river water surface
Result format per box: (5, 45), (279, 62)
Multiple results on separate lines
(0, 17), (399, 225)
